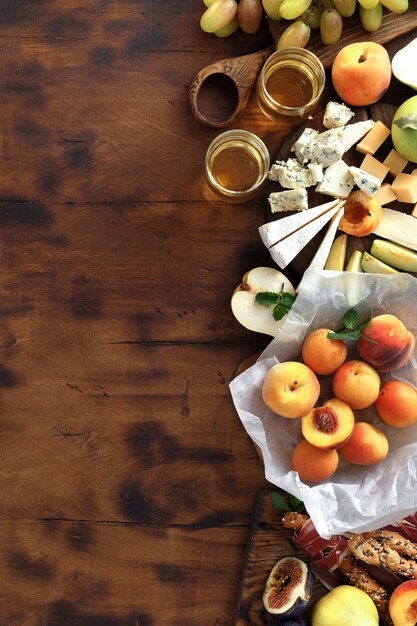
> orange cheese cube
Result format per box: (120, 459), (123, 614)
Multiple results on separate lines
(392, 173), (417, 204)
(360, 154), (389, 181)
(383, 149), (408, 177)
(375, 183), (397, 206)
(356, 121), (390, 155)
(412, 169), (417, 177)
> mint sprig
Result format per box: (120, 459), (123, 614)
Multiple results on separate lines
(327, 307), (375, 341)
(272, 491), (305, 513)
(255, 290), (297, 321)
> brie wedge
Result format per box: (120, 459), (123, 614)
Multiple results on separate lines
(373, 208), (417, 252)
(308, 207), (345, 270)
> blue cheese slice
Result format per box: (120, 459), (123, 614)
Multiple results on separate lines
(349, 166), (381, 197)
(341, 120), (375, 152)
(308, 207), (345, 270)
(259, 199), (341, 249)
(323, 101), (355, 129)
(373, 208), (417, 252)
(291, 127), (319, 164)
(269, 189), (308, 213)
(309, 128), (345, 168)
(316, 160), (354, 199)
(307, 163), (323, 184)
(268, 203), (342, 269)
(269, 158), (315, 189)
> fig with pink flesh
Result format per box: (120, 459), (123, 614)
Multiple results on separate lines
(263, 556), (312, 617)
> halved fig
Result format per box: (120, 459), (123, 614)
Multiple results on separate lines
(263, 556), (312, 616)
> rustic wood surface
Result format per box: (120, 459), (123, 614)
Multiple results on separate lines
(0, 2), (416, 624)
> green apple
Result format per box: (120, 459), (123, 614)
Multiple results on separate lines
(231, 267), (294, 337)
(392, 95), (417, 163)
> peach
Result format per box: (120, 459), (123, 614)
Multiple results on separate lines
(332, 360), (380, 410)
(357, 314), (415, 372)
(339, 190), (382, 237)
(331, 42), (391, 106)
(301, 398), (355, 450)
(262, 361), (320, 419)
(340, 422), (389, 466)
(389, 580), (417, 626)
(291, 439), (339, 483)
(376, 380), (417, 429)
(302, 328), (347, 376)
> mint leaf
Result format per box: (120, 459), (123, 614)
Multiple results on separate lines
(272, 492), (291, 512)
(343, 308), (359, 330)
(255, 291), (280, 306)
(393, 114), (417, 130)
(288, 494), (305, 512)
(273, 304), (287, 321)
(280, 293), (297, 308)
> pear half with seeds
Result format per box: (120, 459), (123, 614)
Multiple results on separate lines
(231, 267), (294, 337)
(392, 37), (417, 90)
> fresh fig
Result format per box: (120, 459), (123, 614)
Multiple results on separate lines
(263, 557), (312, 617)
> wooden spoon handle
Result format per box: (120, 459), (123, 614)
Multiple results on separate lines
(189, 46), (273, 128)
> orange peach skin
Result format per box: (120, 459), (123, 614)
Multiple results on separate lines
(262, 361), (320, 419)
(357, 314), (410, 371)
(332, 42), (391, 106)
(339, 190), (382, 237)
(389, 579), (417, 626)
(376, 381), (417, 429)
(340, 422), (389, 466)
(302, 328), (347, 376)
(301, 398), (354, 450)
(332, 360), (380, 410)
(291, 439), (339, 483)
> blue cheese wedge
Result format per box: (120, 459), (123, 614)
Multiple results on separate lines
(341, 119), (375, 152)
(349, 166), (381, 197)
(323, 101), (355, 129)
(309, 128), (345, 168)
(269, 158), (315, 189)
(307, 163), (323, 184)
(316, 160), (354, 199)
(291, 127), (319, 164)
(308, 207), (345, 270)
(268, 203), (342, 269)
(269, 189), (308, 213)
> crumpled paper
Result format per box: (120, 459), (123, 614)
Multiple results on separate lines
(230, 269), (417, 538)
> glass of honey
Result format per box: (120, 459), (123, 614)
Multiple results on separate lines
(204, 129), (270, 203)
(257, 47), (325, 121)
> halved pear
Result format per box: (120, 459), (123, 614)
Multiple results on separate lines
(324, 234), (347, 271)
(231, 267), (295, 337)
(345, 250), (363, 272)
(392, 36), (417, 90)
(371, 239), (417, 272)
(361, 251), (400, 274)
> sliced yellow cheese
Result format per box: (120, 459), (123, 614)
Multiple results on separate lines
(356, 121), (390, 155)
(308, 207), (345, 270)
(360, 153), (389, 181)
(375, 183), (397, 206)
(373, 207), (417, 251)
(391, 173), (417, 204)
(383, 149), (408, 177)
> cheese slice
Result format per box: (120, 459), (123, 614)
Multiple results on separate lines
(373, 207), (417, 252)
(375, 183), (397, 206)
(268, 204), (342, 269)
(308, 207), (345, 270)
(259, 199), (340, 249)
(360, 154), (389, 182)
(391, 173), (417, 203)
(383, 149), (408, 177)
(356, 121), (390, 155)
(341, 120), (375, 152)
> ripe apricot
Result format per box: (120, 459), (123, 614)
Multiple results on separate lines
(262, 361), (320, 419)
(301, 398), (354, 450)
(376, 380), (417, 428)
(291, 439), (339, 483)
(302, 328), (347, 375)
(340, 422), (389, 466)
(332, 360), (380, 410)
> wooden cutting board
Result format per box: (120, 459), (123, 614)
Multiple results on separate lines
(235, 489), (326, 626)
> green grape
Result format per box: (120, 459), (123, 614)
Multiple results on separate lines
(301, 2), (324, 28)
(320, 8), (343, 45)
(200, 0), (238, 32)
(215, 15), (239, 36)
(358, 0), (379, 9)
(379, 0), (408, 11)
(261, 0), (284, 20)
(333, 0), (357, 17)
(276, 20), (311, 49)
(359, 2), (382, 30)
(238, 0), (263, 33)
(279, 0), (313, 20)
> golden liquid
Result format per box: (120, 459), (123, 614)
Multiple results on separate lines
(266, 65), (313, 108)
(210, 141), (262, 192)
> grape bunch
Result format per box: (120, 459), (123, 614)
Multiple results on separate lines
(200, 0), (409, 48)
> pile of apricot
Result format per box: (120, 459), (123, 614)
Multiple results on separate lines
(262, 314), (417, 483)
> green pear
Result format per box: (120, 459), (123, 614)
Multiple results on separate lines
(392, 95), (417, 163)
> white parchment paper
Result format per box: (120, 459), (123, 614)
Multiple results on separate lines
(230, 269), (417, 538)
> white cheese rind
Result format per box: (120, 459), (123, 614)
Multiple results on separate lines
(341, 120), (375, 152)
(323, 101), (355, 129)
(349, 166), (381, 197)
(269, 189), (309, 213)
(268, 204), (342, 269)
(259, 199), (340, 249)
(373, 208), (417, 252)
(316, 160), (354, 199)
(308, 207), (345, 270)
